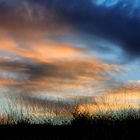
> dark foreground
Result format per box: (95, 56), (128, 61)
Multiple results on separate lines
(0, 119), (140, 140)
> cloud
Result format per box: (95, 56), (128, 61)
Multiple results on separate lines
(0, 35), (120, 99)
(0, 55), (120, 91)
(75, 80), (140, 115)
(0, 0), (139, 113)
(0, 0), (140, 60)
(56, 0), (140, 60)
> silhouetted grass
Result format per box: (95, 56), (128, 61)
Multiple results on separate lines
(0, 114), (140, 140)
(1, 95), (140, 139)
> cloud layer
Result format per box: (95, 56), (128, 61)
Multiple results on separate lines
(0, 0), (140, 115)
(0, 0), (140, 59)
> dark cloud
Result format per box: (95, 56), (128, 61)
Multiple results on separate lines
(0, 56), (119, 96)
(0, 0), (140, 59)
(48, 0), (140, 59)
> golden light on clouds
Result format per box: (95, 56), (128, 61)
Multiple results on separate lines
(0, 37), (84, 62)
(0, 35), (121, 98)
(0, 23), (138, 119)
(77, 93), (140, 115)
(0, 0), (140, 123)
(25, 41), (85, 62)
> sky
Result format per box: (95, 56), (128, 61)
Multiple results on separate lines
(0, 0), (140, 110)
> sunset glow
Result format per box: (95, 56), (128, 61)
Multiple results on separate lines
(0, 0), (140, 123)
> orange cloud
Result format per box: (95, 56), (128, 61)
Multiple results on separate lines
(0, 36), (121, 100)
(0, 37), (84, 62)
(24, 41), (85, 62)
(0, 79), (17, 86)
